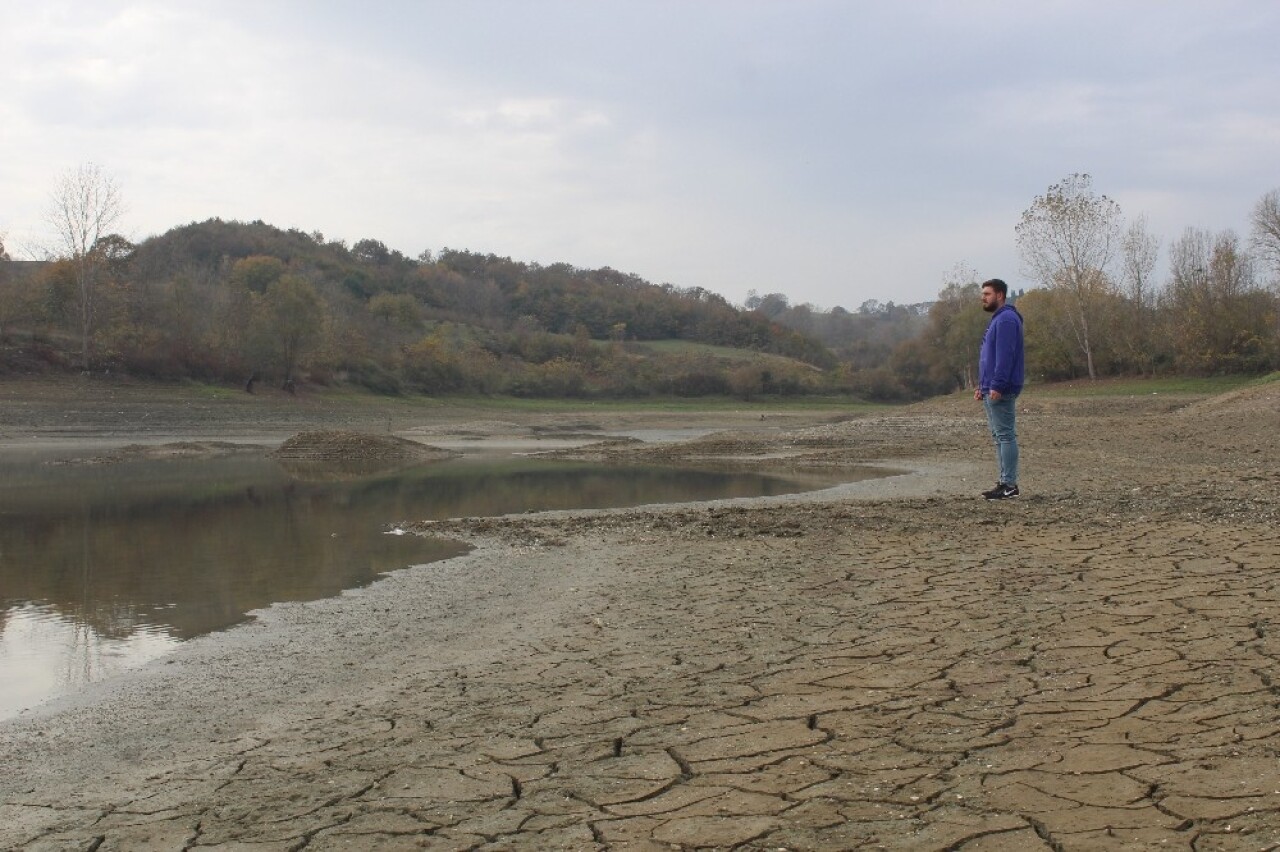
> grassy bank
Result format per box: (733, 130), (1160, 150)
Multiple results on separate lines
(1030, 374), (1271, 397)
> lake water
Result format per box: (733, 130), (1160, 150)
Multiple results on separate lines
(0, 448), (872, 720)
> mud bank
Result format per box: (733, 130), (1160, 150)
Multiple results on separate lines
(2, 383), (1278, 850)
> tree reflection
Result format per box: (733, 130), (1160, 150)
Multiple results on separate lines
(1, 451), (865, 716)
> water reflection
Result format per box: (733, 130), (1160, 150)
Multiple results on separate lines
(2, 604), (178, 713)
(0, 450), (866, 718)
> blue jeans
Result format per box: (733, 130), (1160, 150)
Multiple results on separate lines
(983, 395), (1019, 486)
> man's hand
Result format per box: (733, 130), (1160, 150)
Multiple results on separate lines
(988, 389), (1003, 401)
(974, 388), (983, 401)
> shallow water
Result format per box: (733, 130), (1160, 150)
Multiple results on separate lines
(0, 449), (871, 719)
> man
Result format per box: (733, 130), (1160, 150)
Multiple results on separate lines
(974, 278), (1024, 499)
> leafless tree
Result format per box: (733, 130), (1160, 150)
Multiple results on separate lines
(1015, 173), (1123, 379)
(1118, 215), (1161, 374)
(45, 162), (124, 370)
(1251, 188), (1280, 282)
(0, 233), (17, 340)
(1120, 215), (1160, 309)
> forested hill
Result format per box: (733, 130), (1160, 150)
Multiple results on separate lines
(132, 219), (826, 354)
(11, 174), (1280, 400)
(8, 212), (1278, 400)
(3, 218), (844, 398)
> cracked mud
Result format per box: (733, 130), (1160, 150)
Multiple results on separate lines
(1, 384), (1278, 850)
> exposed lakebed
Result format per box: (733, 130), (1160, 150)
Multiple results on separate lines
(0, 442), (883, 718)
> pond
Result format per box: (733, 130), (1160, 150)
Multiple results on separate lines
(0, 447), (879, 719)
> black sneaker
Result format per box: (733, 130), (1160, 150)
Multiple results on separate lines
(983, 483), (1019, 500)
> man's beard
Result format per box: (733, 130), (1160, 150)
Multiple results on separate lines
(983, 303), (997, 313)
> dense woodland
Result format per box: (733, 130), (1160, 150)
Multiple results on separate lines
(2, 173), (1279, 401)
(0, 219), (845, 398)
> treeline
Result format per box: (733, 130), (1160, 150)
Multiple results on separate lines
(0, 218), (839, 397)
(759, 180), (1280, 397)
(4, 172), (1278, 401)
(745, 293), (932, 399)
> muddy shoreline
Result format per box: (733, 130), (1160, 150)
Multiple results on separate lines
(2, 380), (1278, 849)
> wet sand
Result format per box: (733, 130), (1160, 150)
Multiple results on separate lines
(1, 381), (1278, 850)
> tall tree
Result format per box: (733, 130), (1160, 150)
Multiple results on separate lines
(0, 236), (38, 342)
(1249, 189), (1280, 360)
(1014, 288), (1081, 379)
(1015, 173), (1122, 379)
(44, 163), (125, 370)
(255, 275), (326, 386)
(231, 255), (286, 292)
(1118, 215), (1161, 374)
(1167, 228), (1268, 372)
(929, 266), (987, 391)
(1251, 188), (1280, 281)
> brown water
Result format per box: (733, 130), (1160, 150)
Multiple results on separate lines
(0, 450), (872, 719)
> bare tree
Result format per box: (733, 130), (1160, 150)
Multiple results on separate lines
(1251, 188), (1280, 281)
(1119, 215), (1161, 374)
(1249, 189), (1280, 355)
(1120, 215), (1160, 308)
(45, 162), (124, 370)
(0, 233), (16, 340)
(1015, 173), (1122, 379)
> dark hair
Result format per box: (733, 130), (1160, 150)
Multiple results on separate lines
(982, 278), (1008, 296)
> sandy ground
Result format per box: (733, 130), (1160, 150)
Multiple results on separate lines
(1, 377), (1278, 850)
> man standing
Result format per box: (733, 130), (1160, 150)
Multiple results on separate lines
(974, 278), (1024, 499)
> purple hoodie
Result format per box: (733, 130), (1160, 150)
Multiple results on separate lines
(979, 304), (1024, 396)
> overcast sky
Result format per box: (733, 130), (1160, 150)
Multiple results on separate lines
(3, 1), (1278, 310)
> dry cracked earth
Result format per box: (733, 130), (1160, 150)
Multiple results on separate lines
(1, 381), (1278, 850)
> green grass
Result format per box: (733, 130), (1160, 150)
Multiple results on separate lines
(1034, 375), (1262, 398)
(628, 339), (817, 367)
(441, 394), (887, 415)
(183, 380), (241, 400)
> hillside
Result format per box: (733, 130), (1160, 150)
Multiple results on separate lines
(0, 219), (846, 399)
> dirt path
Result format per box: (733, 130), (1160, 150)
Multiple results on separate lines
(1, 380), (1278, 849)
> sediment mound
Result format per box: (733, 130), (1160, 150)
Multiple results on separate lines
(1171, 380), (1279, 452)
(410, 420), (524, 437)
(49, 441), (266, 465)
(271, 430), (455, 462)
(1181, 379), (1279, 416)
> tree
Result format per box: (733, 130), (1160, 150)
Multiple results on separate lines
(352, 238), (392, 265)
(1249, 189), (1280, 361)
(1015, 288), (1080, 379)
(1166, 228), (1269, 373)
(918, 266), (986, 392)
(231, 255), (286, 292)
(44, 163), (125, 370)
(367, 292), (422, 331)
(1251, 188), (1280, 281)
(0, 239), (40, 342)
(744, 291), (789, 318)
(1118, 215), (1161, 374)
(254, 275), (326, 386)
(727, 364), (765, 400)
(1015, 173), (1122, 379)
